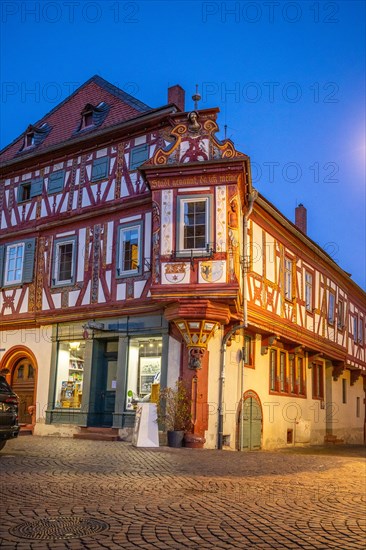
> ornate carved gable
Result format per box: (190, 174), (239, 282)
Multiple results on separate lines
(145, 110), (247, 167)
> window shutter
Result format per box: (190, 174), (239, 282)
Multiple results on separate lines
(48, 170), (65, 194)
(91, 157), (109, 181)
(22, 238), (36, 283)
(30, 178), (43, 198)
(116, 228), (121, 278)
(130, 144), (149, 170)
(0, 244), (4, 287)
(17, 185), (24, 202)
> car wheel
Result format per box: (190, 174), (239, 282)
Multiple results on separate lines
(0, 441), (6, 451)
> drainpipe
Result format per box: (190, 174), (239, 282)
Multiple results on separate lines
(217, 186), (257, 450)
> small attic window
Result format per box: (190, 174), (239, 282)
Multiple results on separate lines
(76, 102), (110, 134)
(82, 110), (94, 129)
(18, 123), (51, 154)
(25, 133), (35, 148)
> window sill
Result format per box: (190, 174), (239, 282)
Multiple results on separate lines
(3, 282), (23, 288)
(269, 390), (307, 398)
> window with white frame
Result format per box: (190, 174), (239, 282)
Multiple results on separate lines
(52, 237), (77, 286)
(4, 243), (24, 285)
(117, 223), (141, 277)
(284, 258), (293, 300)
(305, 271), (313, 311)
(177, 196), (211, 254)
(0, 239), (36, 287)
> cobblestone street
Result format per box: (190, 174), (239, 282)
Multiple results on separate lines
(0, 437), (365, 549)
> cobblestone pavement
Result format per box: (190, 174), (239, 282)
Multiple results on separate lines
(0, 437), (365, 549)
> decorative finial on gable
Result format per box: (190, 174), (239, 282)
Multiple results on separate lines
(192, 84), (201, 110)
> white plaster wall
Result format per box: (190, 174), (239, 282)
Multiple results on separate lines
(0, 326), (53, 427)
(166, 337), (180, 388)
(205, 331), (222, 449)
(330, 371), (364, 443)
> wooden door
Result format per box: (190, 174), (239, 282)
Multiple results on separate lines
(12, 360), (36, 424)
(239, 396), (262, 451)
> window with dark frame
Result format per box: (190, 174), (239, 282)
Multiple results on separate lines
(312, 363), (324, 399)
(289, 355), (296, 393)
(279, 352), (286, 392)
(328, 292), (335, 324)
(358, 317), (364, 345)
(342, 379), (347, 404)
(298, 357), (305, 395)
(284, 258), (293, 300)
(353, 316), (358, 343)
(337, 299), (344, 330)
(270, 349), (277, 391)
(305, 271), (313, 311)
(269, 349), (306, 396)
(19, 182), (31, 202)
(244, 335), (254, 367)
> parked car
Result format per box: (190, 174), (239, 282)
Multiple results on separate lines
(0, 375), (19, 451)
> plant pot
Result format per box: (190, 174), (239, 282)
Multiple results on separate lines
(167, 430), (185, 448)
(184, 433), (206, 448)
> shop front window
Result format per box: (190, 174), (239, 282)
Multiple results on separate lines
(125, 337), (162, 410)
(54, 341), (85, 408)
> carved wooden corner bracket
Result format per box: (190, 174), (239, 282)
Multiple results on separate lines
(332, 361), (345, 381)
(261, 334), (280, 355)
(350, 369), (361, 386)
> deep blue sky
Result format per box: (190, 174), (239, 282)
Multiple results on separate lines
(1, 1), (365, 289)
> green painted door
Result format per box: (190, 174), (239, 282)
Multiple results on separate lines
(89, 343), (117, 427)
(241, 397), (262, 450)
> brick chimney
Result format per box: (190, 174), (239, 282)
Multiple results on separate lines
(295, 203), (307, 234)
(168, 85), (185, 111)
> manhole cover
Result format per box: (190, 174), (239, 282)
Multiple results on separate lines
(9, 516), (109, 540)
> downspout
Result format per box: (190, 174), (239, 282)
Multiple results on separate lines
(217, 185), (257, 450)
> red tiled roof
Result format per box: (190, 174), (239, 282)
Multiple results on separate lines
(0, 75), (152, 163)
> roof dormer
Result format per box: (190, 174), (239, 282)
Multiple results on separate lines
(19, 123), (51, 153)
(77, 102), (110, 133)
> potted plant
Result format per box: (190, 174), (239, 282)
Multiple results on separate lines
(156, 380), (192, 447)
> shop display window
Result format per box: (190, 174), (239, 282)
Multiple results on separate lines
(54, 341), (85, 408)
(125, 337), (162, 410)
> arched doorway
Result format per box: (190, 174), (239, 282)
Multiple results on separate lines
(11, 360), (36, 424)
(0, 346), (38, 426)
(237, 390), (262, 451)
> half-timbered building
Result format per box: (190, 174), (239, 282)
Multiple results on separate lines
(0, 76), (365, 449)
